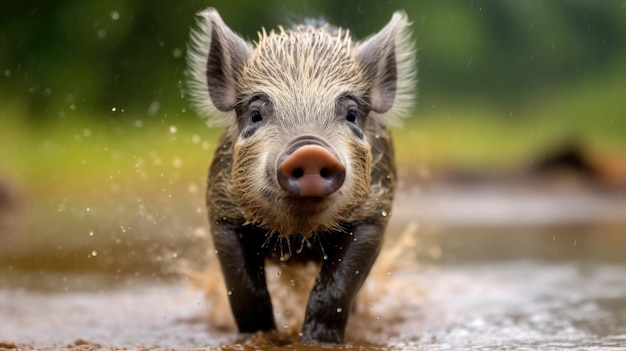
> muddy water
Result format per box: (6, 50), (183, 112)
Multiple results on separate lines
(1, 186), (626, 350)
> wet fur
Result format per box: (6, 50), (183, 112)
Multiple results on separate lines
(188, 8), (415, 344)
(196, 12), (412, 237)
(187, 10), (416, 127)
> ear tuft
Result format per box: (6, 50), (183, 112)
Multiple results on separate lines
(356, 11), (417, 126)
(187, 8), (252, 127)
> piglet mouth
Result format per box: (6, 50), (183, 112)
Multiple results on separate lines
(276, 136), (346, 199)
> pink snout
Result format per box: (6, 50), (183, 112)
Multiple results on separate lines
(277, 145), (346, 198)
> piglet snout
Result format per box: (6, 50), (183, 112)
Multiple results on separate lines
(277, 144), (345, 198)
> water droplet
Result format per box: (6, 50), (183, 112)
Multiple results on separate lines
(148, 101), (160, 116)
(381, 210), (388, 217)
(89, 231), (94, 237)
(354, 270), (360, 275)
(172, 157), (183, 168)
(336, 307), (343, 313)
(111, 107), (117, 112)
(193, 227), (205, 238)
(227, 290), (233, 296)
(282, 324), (288, 329)
(91, 250), (97, 257)
(169, 125), (177, 134)
(110, 11), (120, 20)
(323, 255), (328, 260)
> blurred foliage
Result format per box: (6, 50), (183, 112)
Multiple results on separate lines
(1, 0), (625, 182)
(1, 0), (625, 121)
(1, 1), (626, 268)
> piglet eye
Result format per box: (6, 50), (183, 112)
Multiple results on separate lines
(250, 109), (262, 123)
(346, 108), (358, 123)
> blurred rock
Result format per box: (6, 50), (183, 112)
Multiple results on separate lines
(531, 141), (598, 179)
(0, 177), (18, 238)
(400, 139), (626, 194)
(529, 140), (626, 191)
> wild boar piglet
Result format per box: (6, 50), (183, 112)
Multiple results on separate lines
(187, 8), (416, 344)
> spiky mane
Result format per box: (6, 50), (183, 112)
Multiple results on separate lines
(187, 9), (416, 127)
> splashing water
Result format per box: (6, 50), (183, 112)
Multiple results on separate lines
(179, 221), (425, 336)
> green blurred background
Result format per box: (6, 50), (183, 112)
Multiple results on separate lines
(2, 1), (626, 169)
(1, 1), (625, 275)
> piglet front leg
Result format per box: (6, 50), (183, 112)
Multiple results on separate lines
(212, 222), (276, 333)
(300, 221), (383, 343)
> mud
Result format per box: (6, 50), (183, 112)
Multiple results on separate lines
(1, 185), (626, 350)
(2, 259), (626, 350)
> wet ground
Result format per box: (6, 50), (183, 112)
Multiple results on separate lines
(1, 181), (626, 350)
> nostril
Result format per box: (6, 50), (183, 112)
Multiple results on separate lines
(277, 144), (345, 197)
(320, 168), (330, 179)
(292, 168), (304, 179)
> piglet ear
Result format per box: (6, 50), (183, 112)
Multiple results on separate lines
(187, 8), (252, 124)
(356, 11), (416, 121)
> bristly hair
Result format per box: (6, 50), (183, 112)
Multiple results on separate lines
(359, 11), (417, 127)
(295, 17), (341, 36)
(186, 9), (417, 128)
(186, 9), (245, 127)
(386, 11), (418, 126)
